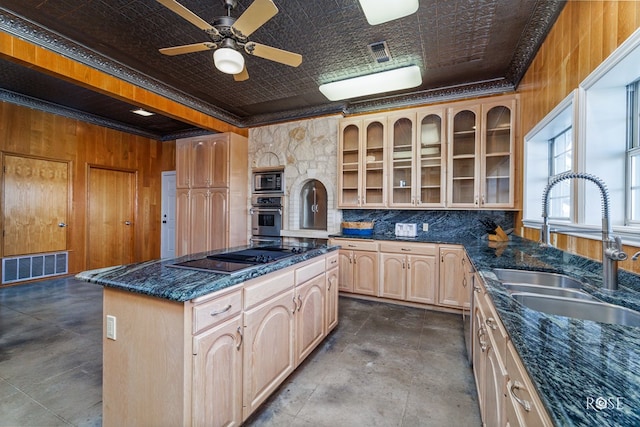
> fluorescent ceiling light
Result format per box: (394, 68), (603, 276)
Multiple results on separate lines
(358, 0), (419, 25)
(319, 66), (422, 101)
(131, 108), (155, 117)
(213, 48), (245, 75)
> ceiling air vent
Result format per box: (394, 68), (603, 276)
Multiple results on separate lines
(368, 41), (391, 63)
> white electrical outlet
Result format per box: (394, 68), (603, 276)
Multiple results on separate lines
(422, 223), (429, 232)
(106, 315), (117, 340)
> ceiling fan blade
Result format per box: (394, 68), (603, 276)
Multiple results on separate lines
(156, 0), (219, 35)
(232, 0), (278, 38)
(159, 42), (215, 56)
(246, 42), (302, 67)
(234, 66), (249, 82)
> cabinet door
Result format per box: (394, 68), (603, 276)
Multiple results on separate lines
(176, 142), (192, 188)
(209, 189), (228, 251)
(192, 316), (243, 427)
(243, 289), (295, 420)
(416, 109), (446, 207)
(338, 121), (361, 207)
(190, 188), (210, 254)
(337, 250), (354, 292)
(326, 266), (339, 332)
(175, 189), (190, 256)
(483, 335), (507, 427)
(439, 246), (466, 307)
(406, 254), (437, 304)
(353, 250), (378, 295)
(481, 101), (515, 208)
(295, 274), (326, 364)
(448, 106), (480, 207)
(388, 114), (416, 207)
(362, 118), (386, 206)
(211, 137), (229, 187)
(379, 253), (406, 300)
(473, 291), (486, 417)
(192, 139), (214, 188)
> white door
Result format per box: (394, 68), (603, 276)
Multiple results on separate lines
(161, 171), (177, 258)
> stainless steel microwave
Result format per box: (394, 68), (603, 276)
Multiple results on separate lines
(253, 170), (284, 193)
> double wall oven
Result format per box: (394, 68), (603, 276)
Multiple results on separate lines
(250, 169), (284, 246)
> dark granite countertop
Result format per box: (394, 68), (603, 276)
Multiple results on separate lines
(331, 233), (640, 426)
(76, 245), (338, 302)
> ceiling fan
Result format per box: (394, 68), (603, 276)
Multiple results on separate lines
(156, 0), (303, 81)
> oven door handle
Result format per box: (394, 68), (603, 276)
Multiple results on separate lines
(251, 208), (282, 215)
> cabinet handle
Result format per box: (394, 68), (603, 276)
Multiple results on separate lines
(328, 278), (332, 291)
(348, 244), (357, 247)
(236, 326), (243, 350)
(473, 285), (482, 293)
(510, 381), (532, 412)
(477, 326), (487, 352)
(474, 196), (479, 205)
(401, 248), (411, 252)
(486, 317), (498, 330)
(297, 295), (303, 312)
(402, 260), (405, 269)
(407, 262), (410, 270)
(353, 255), (357, 264)
(462, 277), (467, 288)
(482, 195), (486, 205)
(292, 296), (298, 313)
(210, 304), (232, 317)
(330, 259), (338, 265)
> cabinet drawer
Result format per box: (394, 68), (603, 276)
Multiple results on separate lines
(193, 289), (242, 334)
(379, 241), (436, 256)
(296, 257), (325, 284)
(326, 252), (339, 270)
(330, 238), (378, 251)
(244, 268), (295, 310)
(506, 342), (552, 427)
(477, 291), (509, 362)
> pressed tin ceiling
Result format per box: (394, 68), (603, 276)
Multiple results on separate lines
(0, 0), (566, 139)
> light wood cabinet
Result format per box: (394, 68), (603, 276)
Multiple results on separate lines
(192, 315), (243, 427)
(387, 108), (447, 208)
(294, 273), (326, 364)
(439, 245), (471, 308)
(175, 133), (248, 256)
(331, 238), (379, 296)
(326, 253), (339, 332)
(379, 242), (437, 304)
(338, 116), (387, 207)
(447, 98), (516, 208)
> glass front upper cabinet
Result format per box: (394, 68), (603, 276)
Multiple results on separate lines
(389, 115), (415, 207)
(363, 119), (386, 206)
(339, 122), (360, 207)
(416, 109), (446, 207)
(449, 107), (479, 207)
(482, 103), (514, 207)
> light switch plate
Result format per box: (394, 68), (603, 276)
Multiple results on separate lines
(106, 315), (117, 340)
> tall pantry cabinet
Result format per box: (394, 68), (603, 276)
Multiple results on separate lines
(176, 133), (248, 256)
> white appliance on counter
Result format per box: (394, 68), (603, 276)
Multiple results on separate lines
(394, 223), (417, 238)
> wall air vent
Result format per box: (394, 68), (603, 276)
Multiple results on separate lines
(2, 251), (68, 284)
(368, 41), (391, 63)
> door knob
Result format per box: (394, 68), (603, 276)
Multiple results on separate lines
(124, 221), (132, 225)
(58, 222), (67, 227)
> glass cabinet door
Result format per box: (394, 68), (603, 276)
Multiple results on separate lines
(482, 105), (513, 206)
(417, 112), (445, 206)
(339, 123), (360, 206)
(363, 120), (385, 206)
(450, 108), (478, 206)
(390, 117), (415, 206)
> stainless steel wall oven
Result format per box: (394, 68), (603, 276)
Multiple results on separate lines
(250, 194), (283, 245)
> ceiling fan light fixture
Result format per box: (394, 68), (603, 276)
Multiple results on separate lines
(358, 0), (419, 25)
(213, 47), (245, 74)
(319, 65), (422, 101)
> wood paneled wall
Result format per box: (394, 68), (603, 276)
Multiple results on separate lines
(0, 101), (176, 277)
(517, 1), (640, 274)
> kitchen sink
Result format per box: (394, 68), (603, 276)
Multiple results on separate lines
(494, 268), (584, 289)
(511, 293), (640, 327)
(502, 283), (596, 300)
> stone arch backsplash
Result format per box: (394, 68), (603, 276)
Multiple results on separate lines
(249, 115), (343, 237)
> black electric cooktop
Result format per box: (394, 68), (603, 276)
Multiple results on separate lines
(168, 245), (312, 274)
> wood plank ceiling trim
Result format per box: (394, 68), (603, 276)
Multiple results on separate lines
(0, 31), (248, 137)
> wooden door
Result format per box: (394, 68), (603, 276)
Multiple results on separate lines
(189, 189), (210, 255)
(87, 167), (135, 269)
(407, 254), (437, 304)
(337, 250), (354, 292)
(353, 250), (378, 295)
(175, 189), (190, 257)
(210, 137), (229, 187)
(3, 155), (69, 256)
(379, 253), (406, 300)
(161, 171), (176, 259)
(242, 289), (295, 420)
(192, 316), (243, 427)
(295, 274), (325, 365)
(439, 246), (465, 307)
(209, 189), (228, 251)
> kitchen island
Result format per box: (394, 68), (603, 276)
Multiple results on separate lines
(78, 244), (339, 427)
(330, 231), (640, 426)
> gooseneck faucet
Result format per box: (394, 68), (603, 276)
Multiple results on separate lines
(540, 172), (627, 291)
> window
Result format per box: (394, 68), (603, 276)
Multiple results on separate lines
(548, 127), (573, 220)
(628, 81), (640, 225)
